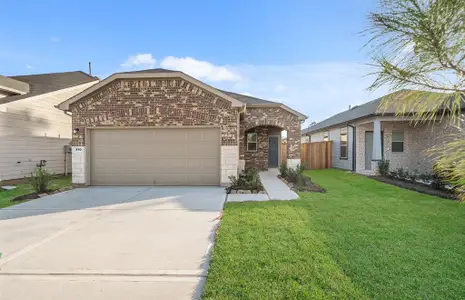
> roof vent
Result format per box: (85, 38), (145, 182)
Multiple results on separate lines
(350, 105), (358, 110)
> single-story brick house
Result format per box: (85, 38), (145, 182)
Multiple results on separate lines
(57, 68), (307, 186)
(301, 90), (464, 175)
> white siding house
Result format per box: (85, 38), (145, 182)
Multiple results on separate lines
(0, 72), (97, 181)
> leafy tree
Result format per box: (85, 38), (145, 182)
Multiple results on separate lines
(365, 0), (465, 199)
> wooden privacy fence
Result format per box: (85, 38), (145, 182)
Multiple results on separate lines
(281, 141), (332, 169)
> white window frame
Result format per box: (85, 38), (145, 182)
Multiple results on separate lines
(323, 132), (329, 141)
(340, 127), (348, 159)
(247, 132), (258, 151)
(392, 131), (404, 153)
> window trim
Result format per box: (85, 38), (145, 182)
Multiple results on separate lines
(323, 132), (329, 142)
(391, 131), (404, 153)
(340, 127), (348, 160)
(247, 132), (258, 152)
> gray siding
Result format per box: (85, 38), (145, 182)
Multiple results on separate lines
(329, 127), (353, 171)
(308, 127), (354, 171)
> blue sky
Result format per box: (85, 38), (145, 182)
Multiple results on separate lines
(1, 0), (389, 126)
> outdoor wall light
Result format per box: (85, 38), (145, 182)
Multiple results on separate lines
(73, 128), (80, 135)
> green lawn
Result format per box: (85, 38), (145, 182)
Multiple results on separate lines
(0, 175), (72, 209)
(202, 169), (465, 299)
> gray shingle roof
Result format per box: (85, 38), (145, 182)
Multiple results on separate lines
(0, 71), (98, 105)
(218, 90), (278, 105)
(117, 68), (178, 74)
(302, 90), (465, 135)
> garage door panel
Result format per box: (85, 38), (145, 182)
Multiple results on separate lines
(202, 158), (219, 169)
(202, 130), (220, 142)
(90, 128), (220, 186)
(188, 144), (218, 157)
(152, 145), (186, 157)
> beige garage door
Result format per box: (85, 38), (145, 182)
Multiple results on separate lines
(90, 128), (220, 186)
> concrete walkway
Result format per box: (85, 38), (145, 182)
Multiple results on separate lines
(259, 169), (299, 200)
(0, 186), (226, 300)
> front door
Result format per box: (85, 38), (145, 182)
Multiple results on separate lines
(365, 131), (384, 170)
(268, 136), (279, 168)
(365, 132), (373, 170)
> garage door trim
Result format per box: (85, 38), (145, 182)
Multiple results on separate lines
(85, 126), (221, 186)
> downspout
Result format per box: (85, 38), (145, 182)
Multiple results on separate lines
(347, 123), (356, 172)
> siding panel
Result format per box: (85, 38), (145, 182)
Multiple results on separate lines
(0, 82), (96, 180)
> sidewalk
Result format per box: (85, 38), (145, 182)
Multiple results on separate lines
(259, 169), (299, 200)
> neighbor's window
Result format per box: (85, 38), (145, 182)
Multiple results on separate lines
(340, 127), (348, 159)
(323, 132), (329, 141)
(247, 132), (258, 151)
(392, 131), (404, 152)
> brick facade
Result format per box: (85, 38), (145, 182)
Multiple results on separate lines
(355, 119), (463, 175)
(239, 107), (301, 170)
(68, 76), (304, 183)
(70, 78), (239, 146)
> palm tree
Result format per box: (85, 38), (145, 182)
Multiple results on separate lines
(365, 0), (465, 199)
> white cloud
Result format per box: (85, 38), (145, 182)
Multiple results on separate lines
(212, 62), (389, 127)
(274, 84), (286, 93)
(114, 54), (389, 129)
(26, 64), (34, 69)
(121, 53), (156, 69)
(160, 56), (241, 82)
(50, 36), (60, 43)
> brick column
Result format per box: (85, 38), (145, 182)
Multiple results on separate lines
(286, 122), (301, 169)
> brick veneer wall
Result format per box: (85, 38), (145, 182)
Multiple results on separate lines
(355, 119), (463, 175)
(70, 78), (239, 146)
(239, 107), (301, 169)
(69, 77), (240, 185)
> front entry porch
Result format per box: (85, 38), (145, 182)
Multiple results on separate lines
(238, 107), (303, 171)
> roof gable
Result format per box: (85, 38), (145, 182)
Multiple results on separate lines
(57, 70), (244, 111)
(0, 71), (98, 105)
(57, 68), (307, 120)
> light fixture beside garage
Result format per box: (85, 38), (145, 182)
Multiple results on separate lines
(73, 128), (80, 135)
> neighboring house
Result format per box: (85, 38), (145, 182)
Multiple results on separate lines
(301, 90), (464, 175)
(57, 68), (307, 186)
(300, 135), (310, 143)
(0, 71), (98, 181)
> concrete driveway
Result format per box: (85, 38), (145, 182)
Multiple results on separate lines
(0, 186), (226, 300)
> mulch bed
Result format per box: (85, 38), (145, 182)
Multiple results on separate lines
(10, 186), (74, 202)
(278, 175), (326, 193)
(370, 176), (459, 201)
(227, 189), (266, 194)
(226, 186), (265, 194)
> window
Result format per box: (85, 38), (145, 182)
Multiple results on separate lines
(323, 132), (329, 141)
(340, 127), (348, 159)
(392, 131), (404, 152)
(247, 132), (257, 151)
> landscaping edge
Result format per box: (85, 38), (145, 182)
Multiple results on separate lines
(370, 176), (459, 201)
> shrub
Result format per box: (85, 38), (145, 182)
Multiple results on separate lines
(388, 169), (398, 178)
(395, 167), (407, 180)
(378, 159), (390, 176)
(286, 167), (300, 183)
(296, 162), (306, 174)
(418, 172), (433, 182)
(29, 167), (52, 194)
(279, 163), (288, 178)
(227, 167), (262, 192)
